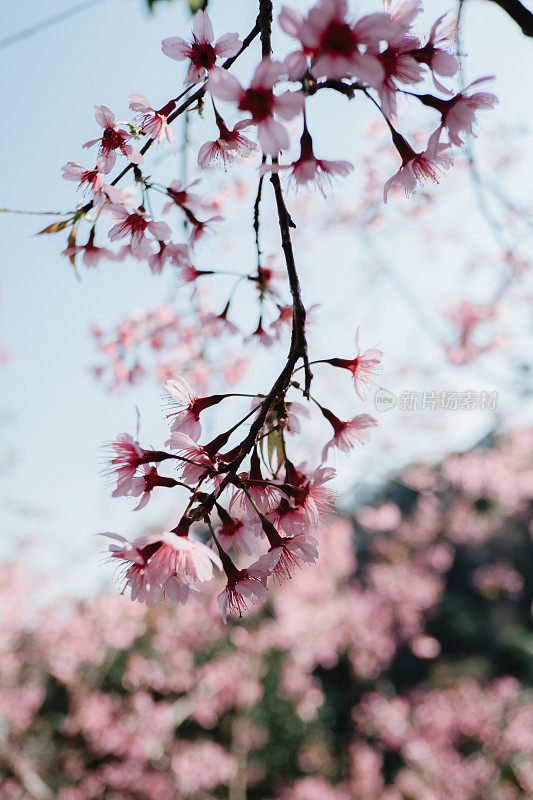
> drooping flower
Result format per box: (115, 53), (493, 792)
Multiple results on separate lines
(279, 0), (393, 84)
(383, 127), (453, 202)
(262, 122), (353, 195)
(215, 506), (258, 555)
(128, 94), (176, 149)
(60, 162), (122, 208)
(164, 376), (201, 440)
(197, 114), (257, 168)
(325, 328), (383, 400)
(217, 551), (281, 623)
(321, 411), (378, 460)
(100, 532), (191, 606)
(374, 32), (424, 117)
(83, 105), (143, 172)
(163, 179), (202, 215)
(162, 10), (241, 83)
(408, 14), (458, 91)
(166, 432), (220, 484)
(102, 433), (172, 497)
(108, 206), (172, 258)
(138, 529), (222, 585)
(103, 433), (147, 497)
(62, 229), (119, 268)
(126, 465), (178, 511)
(268, 531), (319, 581)
(417, 78), (498, 147)
(283, 463), (337, 526)
(208, 60), (304, 156)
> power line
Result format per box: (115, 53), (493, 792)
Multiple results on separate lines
(0, 0), (109, 51)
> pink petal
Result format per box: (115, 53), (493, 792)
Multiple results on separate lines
(95, 104), (115, 129)
(214, 32), (241, 58)
(161, 36), (191, 61)
(192, 9), (214, 44)
(208, 67), (242, 102)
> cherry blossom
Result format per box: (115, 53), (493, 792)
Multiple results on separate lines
(429, 78), (499, 146)
(217, 551), (281, 622)
(164, 376), (202, 441)
(283, 463), (337, 526)
(83, 104), (143, 172)
(197, 115), (257, 168)
(60, 162), (121, 208)
(326, 328), (383, 400)
(108, 206), (172, 258)
(214, 506), (258, 555)
(161, 10), (241, 83)
(62, 229), (118, 268)
(268, 530), (319, 580)
(384, 127), (453, 202)
(280, 0), (393, 83)
(102, 433), (147, 497)
(208, 60), (304, 155)
(138, 530), (222, 585)
(128, 94), (176, 149)
(410, 13), (458, 91)
(321, 412), (378, 460)
(263, 122), (353, 194)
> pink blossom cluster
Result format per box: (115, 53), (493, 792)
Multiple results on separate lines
(2, 429), (532, 798)
(48, 0), (502, 626)
(99, 330), (383, 622)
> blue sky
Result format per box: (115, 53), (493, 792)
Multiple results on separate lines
(1, 0), (532, 596)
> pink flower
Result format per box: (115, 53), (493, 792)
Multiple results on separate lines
(231, 451), (281, 519)
(268, 531), (319, 581)
(164, 376), (202, 441)
(162, 10), (241, 83)
(270, 304), (293, 339)
(208, 60), (304, 156)
(440, 78), (498, 146)
(283, 463), (337, 526)
(83, 105), (143, 173)
(197, 115), (257, 168)
(166, 432), (219, 484)
(217, 551), (281, 623)
(62, 229), (118, 268)
(201, 305), (239, 336)
(321, 412), (378, 460)
(128, 94), (176, 149)
(60, 162), (122, 208)
(189, 214), (223, 248)
(126, 465), (177, 511)
(148, 241), (186, 275)
(384, 127), (453, 202)
(326, 328), (383, 399)
(138, 530), (222, 585)
(103, 433), (146, 497)
(262, 123), (353, 194)
(100, 532), (191, 606)
(215, 507), (258, 555)
(108, 206), (171, 258)
(295, 0), (392, 83)
(409, 14), (458, 91)
(374, 33), (424, 117)
(163, 179), (202, 215)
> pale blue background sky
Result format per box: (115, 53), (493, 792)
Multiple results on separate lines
(1, 0), (532, 596)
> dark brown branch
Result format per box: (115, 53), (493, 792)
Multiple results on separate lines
(488, 0), (533, 36)
(253, 157), (266, 267)
(270, 171), (312, 398)
(259, 0), (273, 57)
